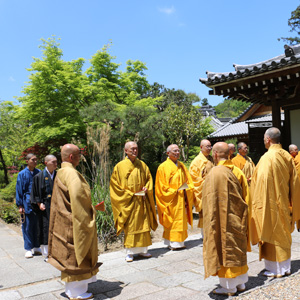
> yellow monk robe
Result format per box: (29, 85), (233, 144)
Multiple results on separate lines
(292, 153), (300, 179)
(110, 157), (158, 248)
(189, 152), (214, 227)
(202, 160), (250, 279)
(250, 144), (300, 263)
(48, 162), (101, 282)
(232, 154), (255, 182)
(155, 157), (194, 242)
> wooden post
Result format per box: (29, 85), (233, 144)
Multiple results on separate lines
(272, 99), (281, 131)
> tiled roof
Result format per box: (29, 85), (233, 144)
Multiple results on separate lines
(209, 113), (285, 138)
(200, 44), (300, 86)
(209, 121), (248, 138)
(246, 113), (285, 123)
(208, 115), (224, 130)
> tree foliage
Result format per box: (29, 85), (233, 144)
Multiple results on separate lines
(214, 99), (249, 118)
(279, 4), (300, 45)
(162, 103), (213, 161)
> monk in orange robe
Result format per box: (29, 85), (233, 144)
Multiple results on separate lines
(48, 144), (100, 300)
(228, 143), (236, 160)
(289, 144), (300, 178)
(110, 142), (158, 262)
(189, 139), (214, 234)
(155, 144), (194, 250)
(251, 128), (300, 278)
(232, 142), (255, 184)
(202, 142), (251, 296)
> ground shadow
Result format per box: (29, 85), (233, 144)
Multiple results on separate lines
(206, 270), (269, 299)
(185, 238), (203, 248)
(59, 279), (124, 299)
(291, 259), (300, 273)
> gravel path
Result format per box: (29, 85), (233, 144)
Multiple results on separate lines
(234, 271), (300, 300)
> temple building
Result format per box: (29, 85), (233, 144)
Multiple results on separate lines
(200, 44), (300, 156)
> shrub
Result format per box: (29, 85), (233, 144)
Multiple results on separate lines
(0, 173), (18, 202)
(0, 198), (19, 224)
(91, 184), (121, 251)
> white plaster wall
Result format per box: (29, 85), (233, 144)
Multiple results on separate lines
(290, 109), (300, 146)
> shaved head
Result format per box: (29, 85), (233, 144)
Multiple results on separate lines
(166, 144), (178, 153)
(289, 144), (299, 158)
(61, 144), (81, 166)
(228, 143), (235, 151)
(237, 142), (246, 149)
(200, 139), (212, 157)
(44, 154), (56, 162)
(125, 141), (137, 150)
(265, 127), (281, 143)
(213, 142), (229, 158)
(228, 143), (236, 158)
(124, 141), (138, 162)
(289, 144), (298, 152)
(200, 139), (210, 147)
(167, 144), (180, 163)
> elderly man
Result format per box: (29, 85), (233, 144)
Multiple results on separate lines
(16, 153), (41, 259)
(31, 155), (57, 261)
(48, 144), (100, 300)
(289, 144), (300, 178)
(155, 144), (194, 250)
(202, 142), (250, 296)
(110, 141), (158, 262)
(232, 142), (255, 183)
(251, 128), (300, 278)
(189, 139), (214, 234)
(228, 143), (236, 160)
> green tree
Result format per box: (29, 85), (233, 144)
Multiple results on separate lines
(162, 103), (213, 161)
(17, 37), (89, 148)
(86, 43), (151, 106)
(214, 99), (249, 118)
(279, 4), (300, 45)
(0, 102), (31, 184)
(201, 98), (209, 106)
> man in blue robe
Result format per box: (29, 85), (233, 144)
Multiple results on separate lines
(31, 155), (57, 261)
(16, 153), (41, 258)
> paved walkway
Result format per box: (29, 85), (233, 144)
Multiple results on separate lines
(1, 221), (300, 300)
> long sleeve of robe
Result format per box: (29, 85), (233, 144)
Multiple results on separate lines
(293, 153), (300, 179)
(109, 157), (158, 248)
(30, 169), (56, 245)
(202, 161), (249, 279)
(189, 152), (214, 228)
(155, 158), (194, 242)
(232, 154), (255, 182)
(16, 168), (40, 214)
(250, 144), (300, 262)
(48, 162), (100, 282)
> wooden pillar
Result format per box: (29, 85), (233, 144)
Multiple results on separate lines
(283, 108), (291, 149)
(272, 99), (281, 131)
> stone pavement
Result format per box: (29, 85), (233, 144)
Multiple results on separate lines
(1, 221), (300, 300)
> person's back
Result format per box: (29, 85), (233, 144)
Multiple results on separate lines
(202, 142), (250, 296)
(48, 144), (100, 300)
(250, 127), (300, 278)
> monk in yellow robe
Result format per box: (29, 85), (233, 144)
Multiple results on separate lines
(48, 144), (100, 300)
(251, 128), (300, 278)
(232, 142), (255, 184)
(110, 141), (158, 262)
(289, 144), (300, 178)
(228, 143), (236, 160)
(189, 139), (214, 233)
(202, 142), (251, 296)
(155, 144), (194, 250)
